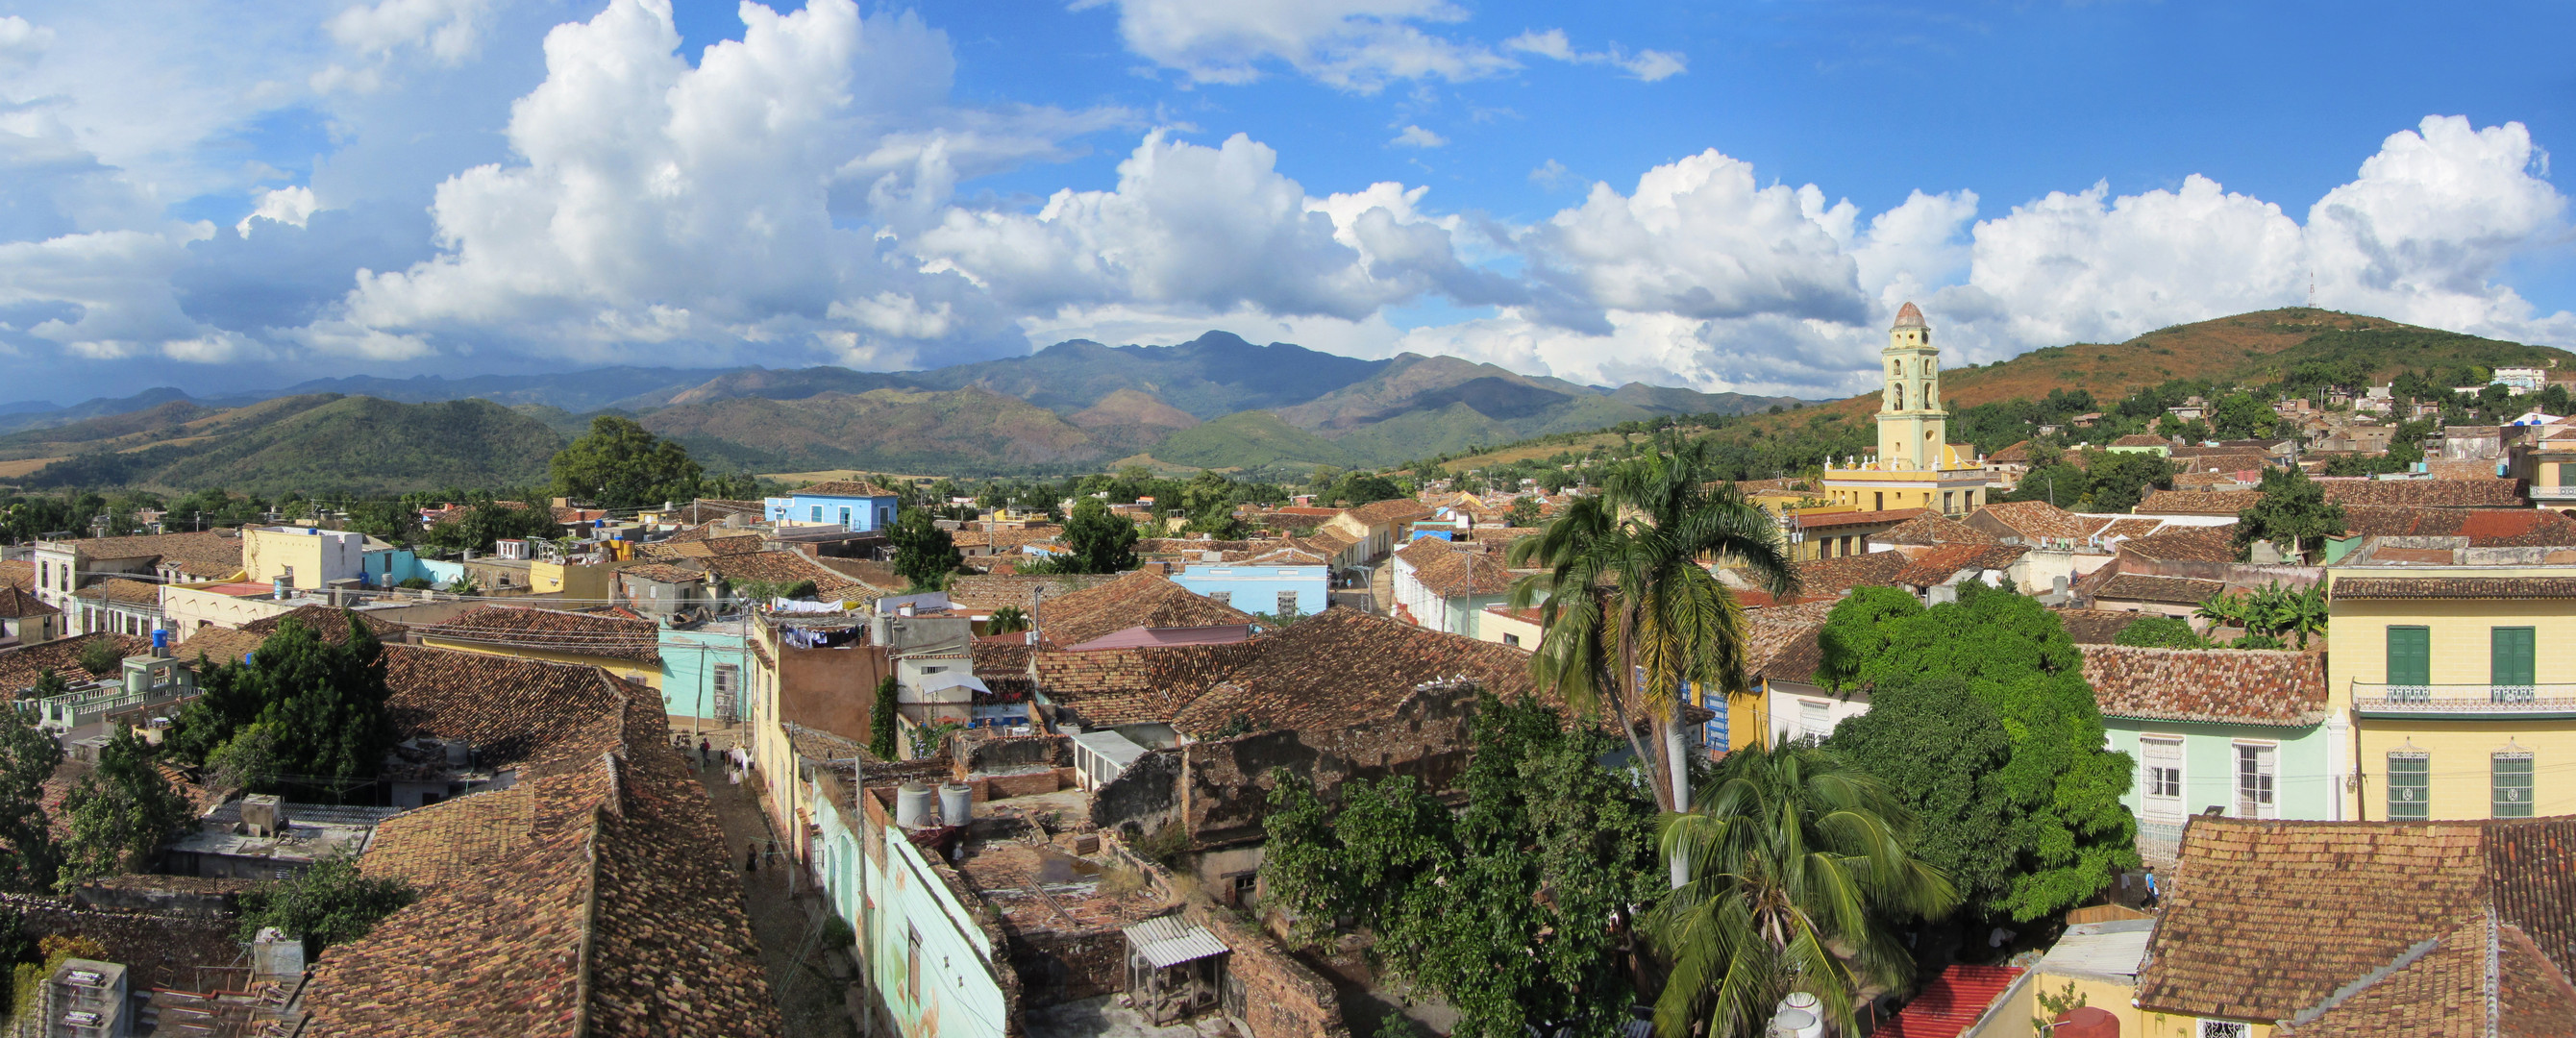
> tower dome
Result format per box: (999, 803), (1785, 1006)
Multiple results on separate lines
(1892, 301), (1925, 330)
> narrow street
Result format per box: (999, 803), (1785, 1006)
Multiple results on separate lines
(692, 747), (856, 1038)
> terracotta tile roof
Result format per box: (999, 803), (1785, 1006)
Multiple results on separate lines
(1036, 572), (1254, 649)
(2322, 478), (2526, 508)
(2091, 573), (2226, 606)
(1408, 550), (1517, 598)
(1895, 543), (2028, 587)
(2278, 914), (2576, 1038)
(0, 559), (32, 590)
(2077, 645), (2324, 725)
(1789, 552), (1909, 598)
(241, 605), (407, 642)
(414, 605), (662, 664)
(381, 645), (632, 767)
(0, 584), (57, 620)
(666, 499), (765, 524)
(1170, 608), (1534, 738)
(2460, 508), (2576, 546)
(304, 674), (780, 1036)
(619, 563), (706, 584)
(74, 578), (162, 606)
(1034, 641), (1264, 728)
(1745, 601), (1839, 684)
(1392, 535), (1452, 568)
(943, 573), (1120, 612)
(795, 480), (902, 497)
(1972, 501), (2091, 542)
(1876, 513), (1997, 547)
(1344, 498), (1435, 526)
(2333, 576), (2576, 599)
(2139, 816), (2576, 1026)
(1988, 440), (2033, 463)
(47, 531), (243, 575)
(2136, 489), (2259, 516)
(0, 632), (148, 693)
(2111, 433), (2171, 447)
(2085, 516), (2167, 542)
(703, 549), (866, 599)
(2115, 526), (2238, 563)
(1795, 507), (1925, 531)
(175, 627), (265, 666)
(641, 531), (769, 560)
(2051, 607), (2143, 644)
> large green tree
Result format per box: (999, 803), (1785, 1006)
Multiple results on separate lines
(1057, 497), (1140, 574)
(1815, 582), (2138, 920)
(2082, 451), (2175, 513)
(885, 507), (963, 589)
(172, 614), (398, 790)
(1821, 677), (2015, 918)
(1261, 692), (1659, 1038)
(0, 704), (62, 893)
(548, 415), (704, 509)
(2234, 467), (2346, 562)
(1649, 740), (1957, 1038)
(57, 727), (192, 887)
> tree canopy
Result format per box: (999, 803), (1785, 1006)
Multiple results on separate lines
(172, 614), (398, 791)
(2234, 467), (2346, 562)
(1815, 582), (2138, 921)
(885, 506), (963, 589)
(0, 704), (62, 893)
(1055, 497), (1140, 574)
(548, 415), (704, 509)
(57, 726), (191, 888)
(1261, 692), (1659, 1038)
(236, 852), (417, 958)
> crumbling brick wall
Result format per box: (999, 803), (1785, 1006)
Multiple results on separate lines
(1092, 747), (1182, 836)
(1181, 683), (1479, 846)
(1005, 928), (1128, 1007)
(958, 734), (1070, 779)
(0, 893), (241, 992)
(1184, 898), (1351, 1038)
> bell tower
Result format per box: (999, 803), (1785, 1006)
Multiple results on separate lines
(1877, 301), (1945, 470)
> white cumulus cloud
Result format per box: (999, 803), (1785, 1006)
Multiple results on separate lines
(1078, 0), (1512, 91)
(1389, 124), (1446, 148)
(236, 185), (320, 236)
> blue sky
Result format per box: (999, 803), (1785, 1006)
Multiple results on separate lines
(3, 0), (2572, 404)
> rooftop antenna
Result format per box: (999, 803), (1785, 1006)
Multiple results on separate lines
(2307, 270), (2316, 309)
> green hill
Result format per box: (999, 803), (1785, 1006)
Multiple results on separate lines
(641, 386), (1107, 472)
(1152, 410), (1355, 470)
(19, 396), (563, 494)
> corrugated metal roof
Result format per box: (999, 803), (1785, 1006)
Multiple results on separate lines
(1123, 916), (1227, 969)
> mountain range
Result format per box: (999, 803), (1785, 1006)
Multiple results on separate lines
(10, 310), (2551, 494)
(0, 333), (1804, 488)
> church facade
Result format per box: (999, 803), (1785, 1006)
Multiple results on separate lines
(1820, 302), (1989, 516)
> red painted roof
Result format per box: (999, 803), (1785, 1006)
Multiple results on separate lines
(1878, 964), (2023, 1038)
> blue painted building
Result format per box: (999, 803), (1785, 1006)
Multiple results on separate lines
(1170, 560), (1329, 617)
(660, 621), (755, 728)
(765, 480), (903, 531)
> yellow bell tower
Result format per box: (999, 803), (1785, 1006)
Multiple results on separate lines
(1878, 301), (1944, 469)
(1817, 302), (1989, 517)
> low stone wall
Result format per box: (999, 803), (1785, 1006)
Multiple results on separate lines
(1185, 898), (1350, 1038)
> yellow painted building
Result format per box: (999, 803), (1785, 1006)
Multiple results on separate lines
(2325, 565), (2576, 820)
(530, 559), (617, 601)
(1819, 303), (1988, 517)
(241, 526), (363, 590)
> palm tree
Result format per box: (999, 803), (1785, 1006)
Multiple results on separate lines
(1508, 441), (1796, 823)
(1650, 741), (1957, 1038)
(986, 605), (1029, 635)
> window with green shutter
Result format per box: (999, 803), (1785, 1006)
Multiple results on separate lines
(2493, 753), (2535, 818)
(2387, 626), (2431, 699)
(2387, 752), (2431, 820)
(2492, 627), (2537, 702)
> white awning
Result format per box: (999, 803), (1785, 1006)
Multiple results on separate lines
(1123, 916), (1227, 969)
(914, 673), (991, 696)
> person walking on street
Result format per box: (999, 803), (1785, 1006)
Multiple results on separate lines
(2143, 866), (2160, 909)
(746, 841), (759, 873)
(698, 737), (710, 769)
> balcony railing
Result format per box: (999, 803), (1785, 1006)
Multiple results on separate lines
(2529, 484), (2576, 501)
(2351, 681), (2576, 717)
